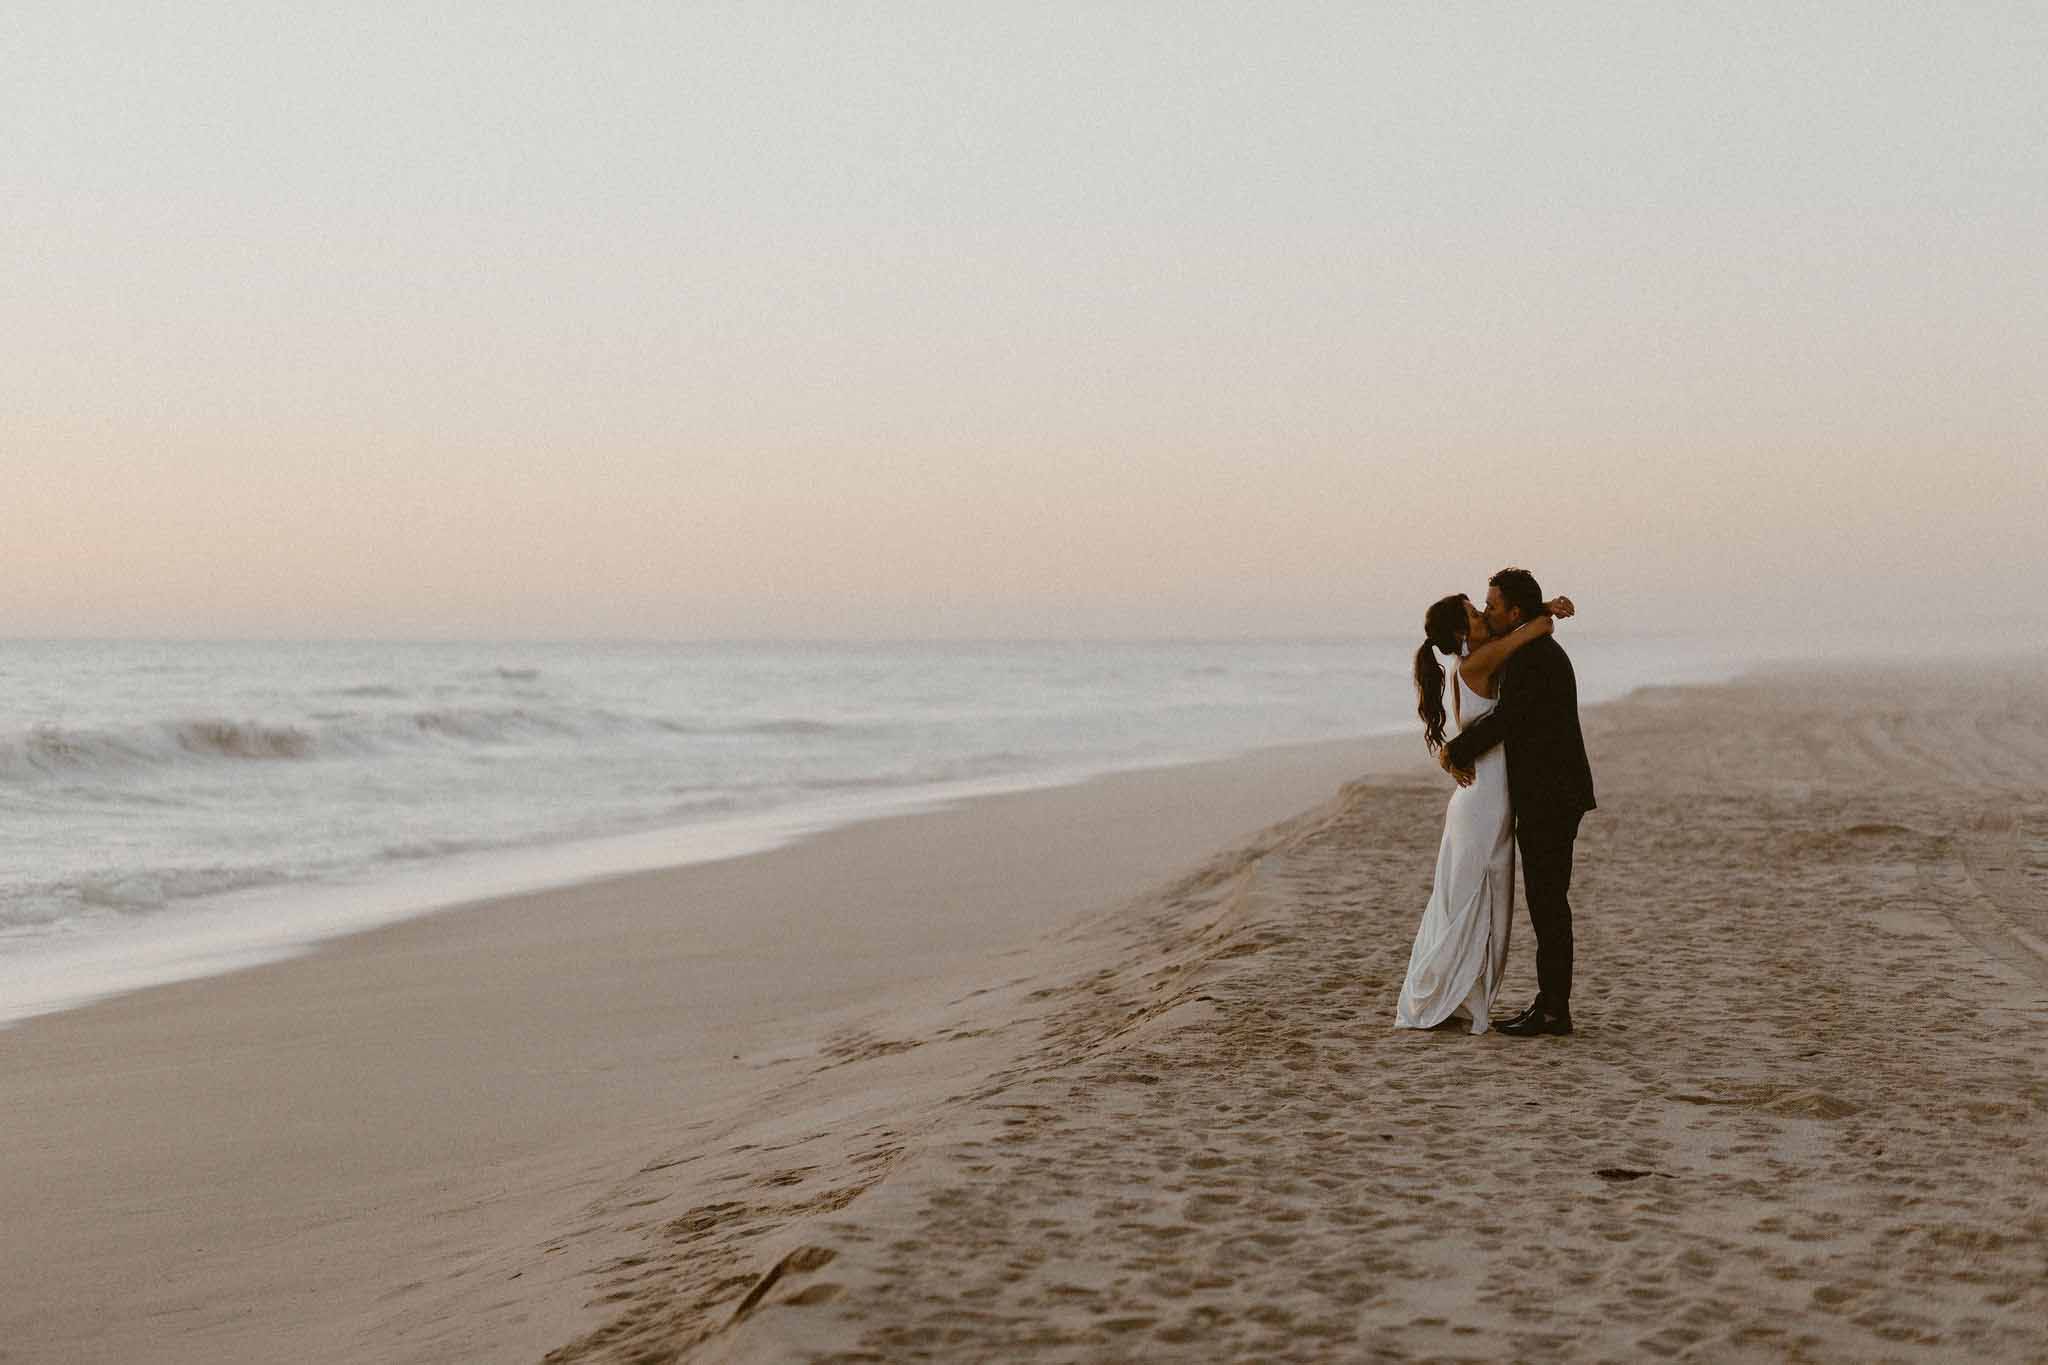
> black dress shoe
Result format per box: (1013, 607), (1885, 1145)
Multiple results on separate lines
(1497, 1000), (1543, 1030)
(1497, 1007), (1572, 1037)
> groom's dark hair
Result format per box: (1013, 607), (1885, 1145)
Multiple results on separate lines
(1490, 566), (1545, 621)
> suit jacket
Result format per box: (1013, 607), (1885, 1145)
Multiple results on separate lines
(1443, 633), (1596, 825)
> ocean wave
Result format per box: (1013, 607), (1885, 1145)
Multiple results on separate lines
(736, 718), (844, 736)
(0, 887), (89, 931)
(400, 707), (583, 744)
(3, 725), (160, 778)
(0, 699), (877, 787)
(378, 836), (492, 863)
(806, 750), (1036, 793)
(175, 720), (316, 760)
(72, 864), (287, 914)
(0, 718), (322, 779)
(0, 705), (643, 782)
(653, 716), (853, 738)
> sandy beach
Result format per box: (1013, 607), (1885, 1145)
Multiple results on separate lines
(6, 664), (2047, 1363)
(0, 735), (1395, 1362)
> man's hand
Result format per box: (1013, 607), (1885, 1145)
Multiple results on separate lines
(1438, 748), (1475, 787)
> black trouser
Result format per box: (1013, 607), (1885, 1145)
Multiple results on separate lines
(1516, 810), (1582, 1012)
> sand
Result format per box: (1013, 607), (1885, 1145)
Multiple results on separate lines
(0, 736), (1399, 1363)
(597, 665), (2048, 1363)
(6, 665), (2047, 1363)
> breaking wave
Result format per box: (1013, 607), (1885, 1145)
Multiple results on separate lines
(0, 707), (863, 785)
(73, 865), (287, 913)
(1, 721), (318, 779)
(175, 720), (317, 760)
(657, 717), (849, 737)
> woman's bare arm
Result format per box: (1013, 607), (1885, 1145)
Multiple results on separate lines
(1459, 615), (1551, 685)
(1456, 597), (1573, 690)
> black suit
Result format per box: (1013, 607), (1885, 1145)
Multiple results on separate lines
(1443, 633), (1595, 1012)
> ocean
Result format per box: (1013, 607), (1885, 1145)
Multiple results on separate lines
(0, 637), (1747, 1023)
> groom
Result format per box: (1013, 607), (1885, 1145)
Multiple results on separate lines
(1442, 567), (1596, 1037)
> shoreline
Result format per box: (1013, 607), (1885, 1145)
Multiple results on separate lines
(1, 633), (1774, 1030)
(10, 662), (2041, 1362)
(0, 727), (1427, 1364)
(0, 731), (1416, 1029)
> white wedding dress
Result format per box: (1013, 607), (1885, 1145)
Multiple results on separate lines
(1394, 660), (1515, 1034)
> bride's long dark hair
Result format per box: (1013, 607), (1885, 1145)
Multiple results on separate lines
(1413, 594), (1470, 752)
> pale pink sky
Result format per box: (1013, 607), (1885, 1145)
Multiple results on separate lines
(6, 5), (2043, 640)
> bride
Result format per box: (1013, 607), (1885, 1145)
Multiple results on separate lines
(1393, 590), (1574, 1034)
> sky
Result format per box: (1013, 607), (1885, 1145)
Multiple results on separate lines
(5, 3), (2043, 642)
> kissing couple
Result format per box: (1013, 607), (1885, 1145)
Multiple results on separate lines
(1393, 567), (1597, 1038)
